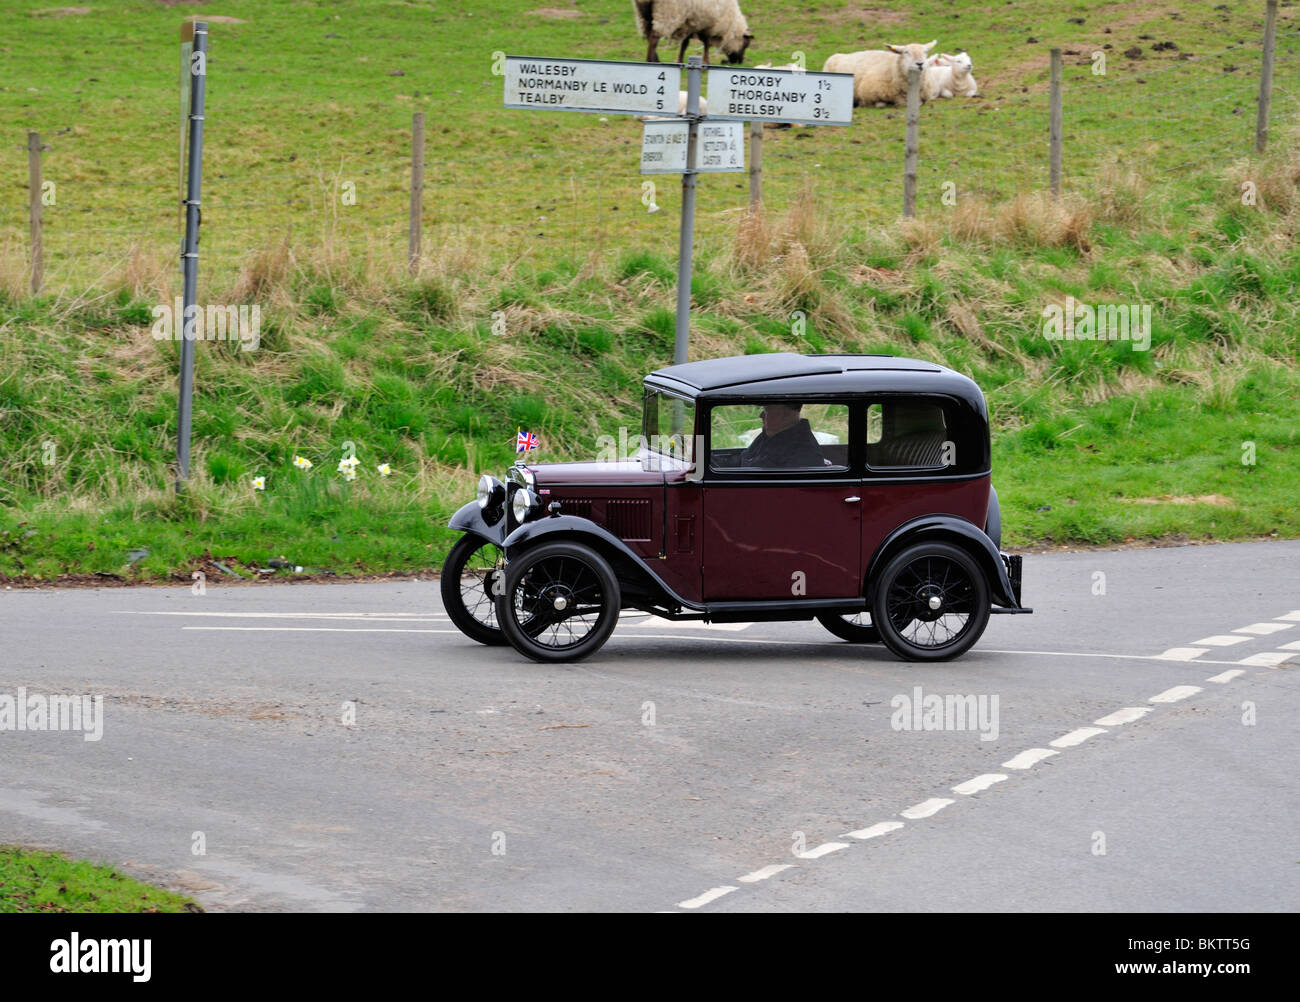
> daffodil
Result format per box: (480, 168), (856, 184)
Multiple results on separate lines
(293, 455), (313, 470)
(252, 476), (266, 491)
(342, 467), (358, 482)
(337, 456), (359, 474)
(377, 463), (392, 477)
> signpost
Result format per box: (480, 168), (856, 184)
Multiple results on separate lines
(503, 54), (854, 363)
(177, 21), (207, 490)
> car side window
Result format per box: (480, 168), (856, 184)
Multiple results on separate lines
(865, 400), (952, 469)
(710, 402), (849, 472)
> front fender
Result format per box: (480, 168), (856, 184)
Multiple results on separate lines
(448, 500), (507, 545)
(867, 515), (1025, 610)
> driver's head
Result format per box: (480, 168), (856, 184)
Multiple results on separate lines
(759, 402), (802, 435)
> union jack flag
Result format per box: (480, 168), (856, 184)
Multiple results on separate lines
(516, 429), (538, 453)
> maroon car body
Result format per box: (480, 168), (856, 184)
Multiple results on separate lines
(443, 353), (1029, 663)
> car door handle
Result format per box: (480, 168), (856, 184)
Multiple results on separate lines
(844, 496), (861, 503)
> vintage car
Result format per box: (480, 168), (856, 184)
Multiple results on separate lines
(441, 353), (1030, 663)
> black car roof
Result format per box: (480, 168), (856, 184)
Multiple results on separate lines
(644, 353), (985, 409)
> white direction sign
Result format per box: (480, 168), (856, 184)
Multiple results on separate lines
(706, 66), (855, 126)
(504, 56), (682, 116)
(694, 121), (745, 172)
(641, 121), (689, 174)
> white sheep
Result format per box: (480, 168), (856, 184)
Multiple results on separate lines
(922, 51), (979, 101)
(639, 90), (708, 122)
(634, 0), (753, 65)
(822, 40), (937, 107)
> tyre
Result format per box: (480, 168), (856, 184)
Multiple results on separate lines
(871, 542), (990, 662)
(495, 541), (621, 663)
(441, 534), (508, 646)
(816, 611), (880, 644)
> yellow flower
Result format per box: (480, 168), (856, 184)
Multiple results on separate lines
(293, 455), (313, 470)
(377, 463), (392, 477)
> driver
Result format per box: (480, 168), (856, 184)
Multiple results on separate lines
(741, 402), (826, 468)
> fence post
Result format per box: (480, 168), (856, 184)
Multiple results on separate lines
(903, 67), (920, 217)
(409, 111), (425, 275)
(748, 121), (763, 209)
(1049, 48), (1063, 196)
(1256, 0), (1278, 152)
(27, 132), (43, 295)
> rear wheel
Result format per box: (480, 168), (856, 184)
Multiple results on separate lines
(496, 542), (621, 663)
(816, 612), (880, 644)
(871, 542), (990, 662)
(441, 534), (507, 646)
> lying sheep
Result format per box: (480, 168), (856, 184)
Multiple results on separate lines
(922, 51), (979, 100)
(823, 40), (937, 107)
(634, 0), (753, 65)
(639, 90), (708, 121)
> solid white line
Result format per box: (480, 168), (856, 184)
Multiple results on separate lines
(736, 864), (793, 883)
(182, 626), (456, 633)
(1192, 635), (1252, 647)
(900, 798), (954, 820)
(844, 821), (905, 840)
(1154, 647), (1209, 661)
(1237, 651), (1295, 667)
(619, 616), (750, 632)
(980, 648), (1246, 666)
(1002, 748), (1058, 770)
(677, 886), (738, 909)
(1149, 685), (1202, 703)
(119, 610), (443, 620)
(1206, 669), (1246, 683)
(1094, 707), (1152, 726)
(951, 774), (1008, 796)
(1049, 727), (1107, 749)
(1234, 622), (1293, 635)
(797, 842), (850, 859)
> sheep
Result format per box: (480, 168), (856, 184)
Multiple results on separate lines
(921, 51), (979, 101)
(639, 90), (708, 122)
(634, 0), (753, 65)
(822, 40), (937, 107)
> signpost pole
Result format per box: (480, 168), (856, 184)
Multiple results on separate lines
(177, 21), (207, 491)
(674, 56), (702, 366)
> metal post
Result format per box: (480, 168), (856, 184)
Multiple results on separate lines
(903, 67), (920, 217)
(409, 111), (425, 274)
(674, 56), (702, 366)
(1256, 0), (1278, 153)
(177, 21), (207, 490)
(1049, 48), (1063, 196)
(27, 132), (43, 295)
(748, 121), (763, 209)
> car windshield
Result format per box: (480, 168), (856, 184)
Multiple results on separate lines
(642, 389), (697, 465)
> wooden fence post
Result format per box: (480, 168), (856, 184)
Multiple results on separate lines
(1256, 0), (1278, 153)
(903, 68), (920, 217)
(1049, 49), (1063, 197)
(409, 112), (425, 275)
(28, 132), (44, 295)
(748, 121), (763, 209)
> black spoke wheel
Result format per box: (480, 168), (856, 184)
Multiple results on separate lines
(496, 542), (620, 663)
(441, 534), (508, 646)
(871, 542), (990, 662)
(816, 612), (880, 644)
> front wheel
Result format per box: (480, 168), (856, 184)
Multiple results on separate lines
(496, 542), (621, 663)
(816, 612), (880, 644)
(871, 542), (990, 662)
(441, 534), (507, 646)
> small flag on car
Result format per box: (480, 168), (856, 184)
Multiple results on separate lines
(516, 428), (538, 453)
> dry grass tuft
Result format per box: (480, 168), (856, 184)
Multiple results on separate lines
(1093, 163), (1149, 225)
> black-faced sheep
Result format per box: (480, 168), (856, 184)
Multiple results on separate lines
(634, 0), (753, 65)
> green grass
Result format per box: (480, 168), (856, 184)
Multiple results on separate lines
(0, 1), (1298, 580)
(0, 846), (198, 913)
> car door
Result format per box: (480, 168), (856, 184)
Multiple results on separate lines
(701, 400), (862, 601)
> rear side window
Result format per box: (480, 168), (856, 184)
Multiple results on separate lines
(865, 398), (985, 474)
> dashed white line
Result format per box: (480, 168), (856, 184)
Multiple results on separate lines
(900, 798), (955, 819)
(951, 774), (1008, 796)
(1233, 622), (1294, 636)
(1207, 669), (1246, 684)
(1001, 748), (1059, 770)
(1192, 635), (1252, 647)
(1154, 647), (1209, 661)
(1149, 685), (1203, 703)
(677, 886), (738, 909)
(1237, 651), (1295, 667)
(1275, 611), (1300, 622)
(1094, 707), (1151, 726)
(797, 842), (850, 859)
(1049, 727), (1107, 749)
(737, 864), (794, 884)
(1279, 640), (1300, 651)
(844, 821), (905, 840)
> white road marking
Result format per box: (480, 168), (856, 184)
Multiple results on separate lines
(1237, 651), (1295, 667)
(797, 842), (851, 859)
(120, 611), (445, 621)
(1154, 647), (1209, 661)
(844, 821), (905, 840)
(1094, 707), (1151, 726)
(1001, 748), (1059, 770)
(951, 774), (1008, 796)
(183, 626), (456, 633)
(899, 798), (954, 819)
(1233, 622), (1293, 635)
(1280, 641), (1300, 651)
(1049, 727), (1107, 749)
(677, 886), (738, 909)
(1275, 611), (1300, 621)
(619, 616), (750, 632)
(981, 649), (1263, 668)
(737, 864), (793, 883)
(1192, 635), (1252, 647)
(1206, 669), (1246, 683)
(1149, 685), (1202, 703)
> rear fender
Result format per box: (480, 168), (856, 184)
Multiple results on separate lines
(866, 515), (1024, 609)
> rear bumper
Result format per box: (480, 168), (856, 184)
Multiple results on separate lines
(990, 552), (1033, 613)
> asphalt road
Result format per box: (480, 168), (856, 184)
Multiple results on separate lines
(1, 540), (1297, 912)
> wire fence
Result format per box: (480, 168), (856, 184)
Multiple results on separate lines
(3, 19), (1297, 298)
